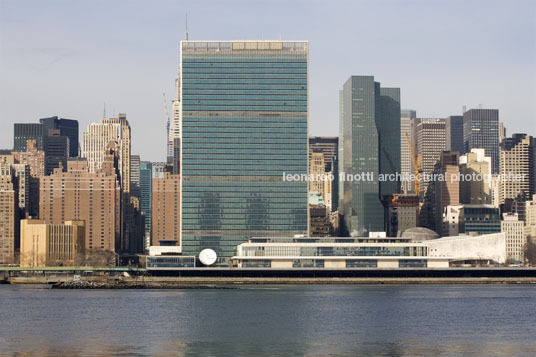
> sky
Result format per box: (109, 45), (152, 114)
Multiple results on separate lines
(1, 0), (535, 161)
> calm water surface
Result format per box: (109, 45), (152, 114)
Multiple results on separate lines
(0, 284), (535, 356)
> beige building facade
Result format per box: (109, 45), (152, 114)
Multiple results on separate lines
(152, 173), (180, 246)
(39, 155), (121, 253)
(20, 219), (85, 267)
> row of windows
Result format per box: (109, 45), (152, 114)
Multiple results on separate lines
(184, 84), (306, 90)
(237, 259), (428, 268)
(183, 58), (307, 63)
(182, 148), (308, 154)
(182, 186), (307, 193)
(183, 73), (307, 79)
(182, 213), (308, 220)
(146, 257), (195, 268)
(183, 132), (307, 140)
(182, 127), (306, 134)
(184, 89), (306, 96)
(182, 170), (306, 176)
(182, 200), (307, 206)
(182, 224), (307, 231)
(183, 95), (306, 101)
(241, 246), (428, 257)
(184, 78), (307, 84)
(182, 105), (306, 112)
(182, 138), (307, 144)
(183, 182), (307, 187)
(183, 62), (307, 68)
(183, 121), (307, 128)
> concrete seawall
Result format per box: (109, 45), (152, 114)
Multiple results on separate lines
(7, 275), (536, 286)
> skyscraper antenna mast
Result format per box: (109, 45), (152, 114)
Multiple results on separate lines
(185, 14), (189, 41)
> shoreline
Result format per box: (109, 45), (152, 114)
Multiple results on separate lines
(5, 276), (536, 287)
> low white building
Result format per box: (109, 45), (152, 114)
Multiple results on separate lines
(231, 232), (507, 269)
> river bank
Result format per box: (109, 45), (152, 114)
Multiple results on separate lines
(6, 275), (536, 287)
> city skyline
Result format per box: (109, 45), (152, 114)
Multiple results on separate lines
(1, 0), (535, 161)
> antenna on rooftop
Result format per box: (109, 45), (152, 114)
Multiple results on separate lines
(103, 102), (106, 119)
(185, 14), (189, 41)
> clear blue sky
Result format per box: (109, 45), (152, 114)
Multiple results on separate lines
(1, 0), (535, 161)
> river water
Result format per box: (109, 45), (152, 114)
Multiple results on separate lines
(0, 284), (535, 356)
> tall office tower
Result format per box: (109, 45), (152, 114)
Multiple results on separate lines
(463, 109), (499, 173)
(459, 149), (492, 204)
(82, 115), (138, 252)
(39, 154), (121, 253)
(400, 109), (416, 193)
(446, 115), (464, 153)
(12, 164), (30, 218)
(130, 155), (141, 197)
(309, 136), (338, 211)
(414, 118), (447, 195)
(43, 129), (69, 175)
(13, 123), (44, 152)
(309, 152), (325, 195)
(340, 76), (401, 234)
(338, 90), (345, 215)
(12, 140), (45, 218)
(501, 213), (526, 262)
(309, 137), (338, 172)
(82, 115), (130, 193)
(309, 152), (333, 211)
(169, 78), (181, 163)
(434, 151), (460, 235)
(140, 161), (153, 249)
(82, 121), (122, 174)
(100, 114), (131, 193)
(499, 122), (507, 144)
(499, 134), (536, 204)
(0, 156), (19, 265)
(152, 172), (180, 246)
(179, 41), (309, 262)
(172, 137), (181, 174)
(39, 116), (79, 157)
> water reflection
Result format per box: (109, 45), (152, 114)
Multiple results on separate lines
(1, 285), (535, 356)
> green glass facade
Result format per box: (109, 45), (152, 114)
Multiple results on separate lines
(140, 161), (152, 238)
(180, 41), (309, 263)
(340, 76), (401, 235)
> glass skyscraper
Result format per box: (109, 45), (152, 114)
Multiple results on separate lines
(340, 76), (401, 235)
(140, 161), (153, 241)
(463, 109), (499, 174)
(178, 41), (309, 263)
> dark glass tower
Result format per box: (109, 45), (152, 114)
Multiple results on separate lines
(340, 76), (401, 235)
(463, 109), (499, 173)
(13, 123), (44, 152)
(44, 129), (69, 175)
(40, 116), (79, 157)
(140, 161), (153, 241)
(446, 115), (464, 154)
(179, 41), (309, 263)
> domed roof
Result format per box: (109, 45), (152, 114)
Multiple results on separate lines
(401, 227), (440, 242)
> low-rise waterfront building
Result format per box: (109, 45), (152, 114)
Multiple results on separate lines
(20, 219), (85, 267)
(231, 232), (506, 268)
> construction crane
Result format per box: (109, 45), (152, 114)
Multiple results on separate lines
(162, 93), (171, 157)
(405, 133), (422, 196)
